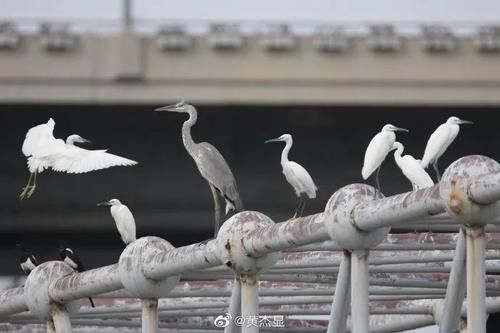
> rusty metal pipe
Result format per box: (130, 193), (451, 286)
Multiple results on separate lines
(327, 251), (350, 333)
(240, 274), (259, 333)
(225, 276), (241, 333)
(0, 287), (27, 316)
(466, 226), (487, 333)
(353, 185), (445, 231)
(141, 298), (158, 333)
(468, 172), (500, 205)
(351, 249), (370, 333)
(51, 304), (72, 333)
(439, 228), (467, 333)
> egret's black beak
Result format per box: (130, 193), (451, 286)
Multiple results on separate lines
(81, 138), (92, 144)
(394, 127), (409, 132)
(154, 101), (185, 112)
(265, 137), (281, 143)
(459, 119), (473, 125)
(96, 201), (111, 206)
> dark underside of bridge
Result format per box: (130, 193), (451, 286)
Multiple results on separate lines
(1, 103), (500, 330)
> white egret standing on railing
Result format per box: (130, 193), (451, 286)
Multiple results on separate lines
(97, 199), (136, 245)
(155, 102), (243, 237)
(20, 118), (138, 199)
(265, 134), (317, 218)
(392, 142), (434, 190)
(362, 124), (409, 191)
(421, 116), (473, 181)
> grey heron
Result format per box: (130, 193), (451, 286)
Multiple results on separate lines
(155, 102), (243, 236)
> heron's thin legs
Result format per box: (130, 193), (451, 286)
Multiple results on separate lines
(375, 167), (382, 193)
(27, 172), (37, 198)
(210, 184), (222, 238)
(19, 172), (34, 200)
(298, 194), (307, 217)
(292, 196), (303, 219)
(433, 161), (441, 182)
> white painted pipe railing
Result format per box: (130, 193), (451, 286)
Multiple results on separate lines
(1, 155), (500, 333)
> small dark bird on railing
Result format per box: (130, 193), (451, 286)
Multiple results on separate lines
(58, 240), (95, 308)
(16, 243), (38, 275)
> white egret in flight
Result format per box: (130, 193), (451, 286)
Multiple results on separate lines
(97, 199), (136, 245)
(20, 118), (138, 199)
(155, 102), (243, 237)
(265, 134), (317, 218)
(362, 124), (409, 191)
(392, 142), (434, 190)
(421, 116), (473, 181)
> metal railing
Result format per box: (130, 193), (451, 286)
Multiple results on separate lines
(1, 154), (500, 332)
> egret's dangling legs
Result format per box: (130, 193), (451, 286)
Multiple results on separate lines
(433, 161), (441, 182)
(210, 184), (222, 238)
(19, 172), (36, 200)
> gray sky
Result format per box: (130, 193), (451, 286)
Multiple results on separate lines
(1, 0), (499, 22)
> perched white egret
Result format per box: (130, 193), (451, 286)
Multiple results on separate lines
(392, 142), (434, 190)
(421, 116), (473, 181)
(155, 102), (243, 237)
(97, 199), (136, 245)
(20, 118), (138, 199)
(265, 134), (317, 218)
(362, 124), (409, 191)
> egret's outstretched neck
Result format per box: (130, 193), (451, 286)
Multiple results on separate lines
(281, 138), (293, 164)
(181, 108), (198, 149)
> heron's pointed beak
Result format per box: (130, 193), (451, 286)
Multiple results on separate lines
(81, 138), (92, 144)
(394, 127), (409, 132)
(154, 104), (177, 112)
(96, 201), (111, 206)
(459, 119), (473, 125)
(265, 137), (281, 143)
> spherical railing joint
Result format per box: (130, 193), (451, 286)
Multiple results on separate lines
(440, 155), (500, 225)
(25, 261), (81, 320)
(118, 236), (180, 298)
(217, 211), (280, 276)
(323, 183), (390, 250)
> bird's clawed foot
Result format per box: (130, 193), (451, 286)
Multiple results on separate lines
(19, 185), (36, 200)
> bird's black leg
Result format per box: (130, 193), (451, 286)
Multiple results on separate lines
(298, 194), (307, 217)
(88, 297), (95, 308)
(375, 167), (382, 193)
(19, 172), (34, 200)
(210, 185), (222, 238)
(433, 161), (441, 182)
(292, 196), (303, 219)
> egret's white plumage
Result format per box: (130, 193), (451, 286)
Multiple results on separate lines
(20, 118), (138, 199)
(393, 142), (434, 190)
(421, 116), (473, 180)
(98, 199), (136, 245)
(266, 134), (317, 217)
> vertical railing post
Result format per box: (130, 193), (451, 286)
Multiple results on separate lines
(351, 249), (370, 333)
(142, 298), (158, 333)
(50, 304), (72, 333)
(439, 228), (467, 333)
(466, 225), (486, 333)
(327, 250), (351, 333)
(241, 274), (259, 333)
(225, 276), (242, 333)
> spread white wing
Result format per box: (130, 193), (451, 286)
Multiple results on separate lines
(51, 146), (138, 174)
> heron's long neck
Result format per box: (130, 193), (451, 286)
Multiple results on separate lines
(66, 137), (75, 145)
(181, 109), (197, 151)
(281, 139), (293, 165)
(394, 145), (404, 161)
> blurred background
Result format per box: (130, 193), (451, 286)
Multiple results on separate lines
(1, 1), (500, 330)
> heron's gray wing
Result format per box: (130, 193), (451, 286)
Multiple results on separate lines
(195, 142), (243, 210)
